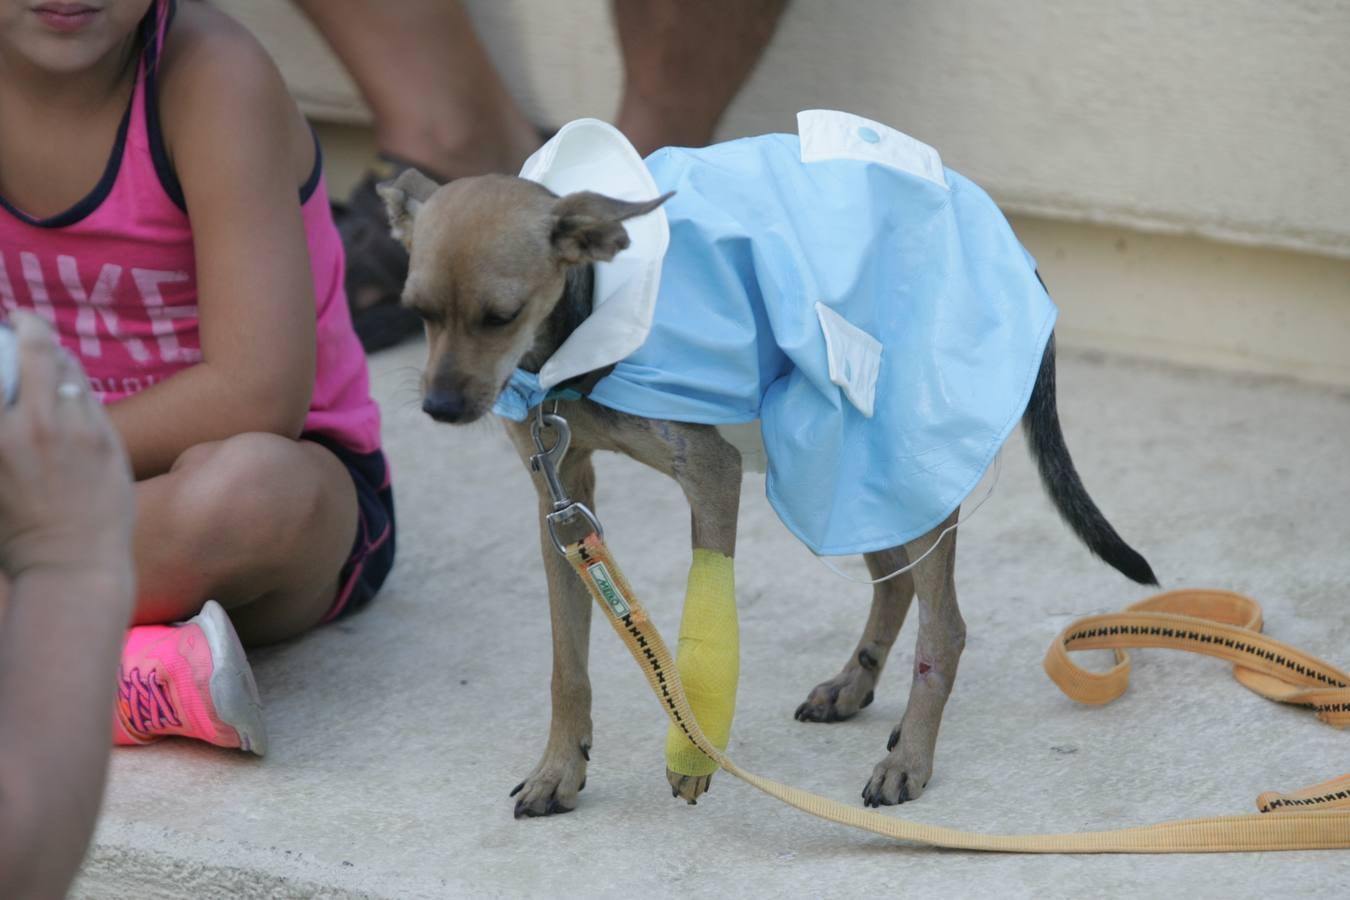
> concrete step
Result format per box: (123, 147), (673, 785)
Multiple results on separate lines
(75, 340), (1350, 898)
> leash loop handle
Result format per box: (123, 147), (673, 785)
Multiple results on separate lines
(1044, 588), (1350, 727)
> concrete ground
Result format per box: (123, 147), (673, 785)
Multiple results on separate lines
(75, 339), (1350, 898)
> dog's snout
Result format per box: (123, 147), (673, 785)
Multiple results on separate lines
(422, 389), (469, 423)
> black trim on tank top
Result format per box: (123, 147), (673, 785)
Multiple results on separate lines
(0, 4), (155, 229)
(299, 129), (324, 205)
(145, 0), (185, 210)
(0, 99), (135, 229)
(147, 0), (326, 212)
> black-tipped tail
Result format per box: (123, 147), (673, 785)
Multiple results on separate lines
(1023, 334), (1158, 585)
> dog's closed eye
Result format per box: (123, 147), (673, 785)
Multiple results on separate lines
(482, 307), (522, 328)
(408, 304), (445, 327)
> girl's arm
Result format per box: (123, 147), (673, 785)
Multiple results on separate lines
(108, 14), (319, 480)
(0, 314), (136, 899)
(0, 568), (135, 898)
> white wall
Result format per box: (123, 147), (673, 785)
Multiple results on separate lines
(218, 0), (1350, 387)
(224, 0), (1350, 259)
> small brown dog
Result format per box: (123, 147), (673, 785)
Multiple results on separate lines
(380, 167), (1156, 819)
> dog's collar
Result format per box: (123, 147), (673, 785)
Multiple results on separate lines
(517, 119), (669, 393)
(494, 369), (569, 420)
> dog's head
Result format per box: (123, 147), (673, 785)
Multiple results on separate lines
(378, 170), (669, 424)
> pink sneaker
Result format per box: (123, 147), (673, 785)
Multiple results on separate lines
(113, 600), (267, 756)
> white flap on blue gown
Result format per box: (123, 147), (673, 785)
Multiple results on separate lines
(501, 110), (1057, 557)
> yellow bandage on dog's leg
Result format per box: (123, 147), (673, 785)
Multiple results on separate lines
(665, 549), (739, 777)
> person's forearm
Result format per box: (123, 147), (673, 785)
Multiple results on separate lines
(0, 566), (134, 899)
(109, 362), (311, 480)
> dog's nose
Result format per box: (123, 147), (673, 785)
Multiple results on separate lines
(422, 390), (468, 423)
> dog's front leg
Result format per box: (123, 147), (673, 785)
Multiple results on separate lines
(507, 424), (597, 818)
(661, 423), (742, 805)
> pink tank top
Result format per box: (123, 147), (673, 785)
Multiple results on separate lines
(0, 0), (381, 454)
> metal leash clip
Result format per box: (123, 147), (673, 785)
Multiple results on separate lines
(530, 407), (603, 555)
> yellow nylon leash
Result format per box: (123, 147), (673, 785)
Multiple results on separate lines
(565, 533), (1350, 853)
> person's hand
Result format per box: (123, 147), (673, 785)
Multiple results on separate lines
(0, 312), (135, 580)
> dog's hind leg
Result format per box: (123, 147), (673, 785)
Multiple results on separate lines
(506, 424), (597, 818)
(861, 510), (966, 806)
(795, 547), (915, 723)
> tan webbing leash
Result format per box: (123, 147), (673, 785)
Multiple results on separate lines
(564, 533), (1350, 852)
(1043, 588), (1350, 731)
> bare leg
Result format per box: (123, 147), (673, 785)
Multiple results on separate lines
(795, 548), (915, 723)
(293, 0), (541, 178)
(505, 423), (596, 818)
(613, 0), (787, 154)
(862, 512), (965, 806)
(131, 434), (357, 646)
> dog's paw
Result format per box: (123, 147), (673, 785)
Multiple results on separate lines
(794, 664), (877, 723)
(667, 768), (714, 805)
(860, 739), (932, 807)
(510, 741), (590, 819)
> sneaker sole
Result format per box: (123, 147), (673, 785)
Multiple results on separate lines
(197, 600), (268, 757)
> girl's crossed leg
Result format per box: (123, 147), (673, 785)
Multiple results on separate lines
(134, 432), (357, 643)
(114, 433), (359, 754)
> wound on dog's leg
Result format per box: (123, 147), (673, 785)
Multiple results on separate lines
(665, 549), (738, 777)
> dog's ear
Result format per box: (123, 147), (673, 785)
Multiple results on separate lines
(550, 191), (674, 266)
(377, 169), (440, 249)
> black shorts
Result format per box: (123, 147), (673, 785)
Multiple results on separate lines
(305, 434), (396, 621)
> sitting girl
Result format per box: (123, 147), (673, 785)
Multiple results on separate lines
(0, 0), (395, 753)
